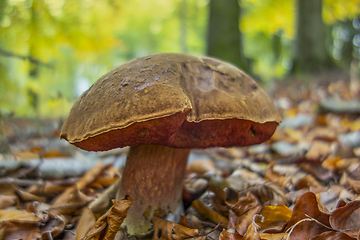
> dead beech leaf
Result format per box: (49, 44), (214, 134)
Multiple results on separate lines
(75, 207), (96, 240)
(230, 192), (260, 217)
(264, 163), (289, 188)
(305, 140), (331, 161)
(235, 206), (261, 236)
(284, 192), (331, 239)
(43, 149), (69, 158)
(256, 204), (292, 228)
(243, 216), (261, 240)
(3, 224), (41, 240)
(15, 189), (46, 202)
(347, 178), (360, 194)
(247, 183), (288, 206)
(310, 231), (356, 240)
(0, 194), (17, 209)
(322, 157), (342, 170)
(298, 163), (335, 182)
(152, 216), (199, 240)
(295, 174), (325, 192)
(0, 209), (42, 240)
(0, 209), (41, 223)
(82, 197), (133, 240)
(49, 185), (94, 216)
(329, 200), (360, 238)
(192, 199), (228, 228)
(219, 228), (243, 240)
(27, 182), (68, 197)
(48, 162), (108, 216)
(259, 233), (289, 240)
(187, 159), (216, 175)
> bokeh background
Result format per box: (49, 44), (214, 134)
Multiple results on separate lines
(0, 0), (359, 118)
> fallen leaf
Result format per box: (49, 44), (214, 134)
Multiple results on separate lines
(81, 197), (133, 240)
(187, 159), (217, 175)
(256, 204), (292, 228)
(0, 194), (17, 209)
(305, 140), (331, 161)
(191, 199), (228, 228)
(152, 216), (199, 240)
(264, 163), (290, 188)
(329, 200), (360, 238)
(49, 185), (94, 216)
(247, 183), (288, 206)
(243, 216), (261, 240)
(219, 228), (243, 240)
(284, 192), (330, 239)
(309, 231), (356, 240)
(235, 206), (261, 236)
(75, 207), (96, 240)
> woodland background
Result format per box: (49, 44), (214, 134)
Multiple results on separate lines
(0, 0), (359, 119)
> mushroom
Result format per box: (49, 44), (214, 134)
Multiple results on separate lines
(60, 53), (281, 236)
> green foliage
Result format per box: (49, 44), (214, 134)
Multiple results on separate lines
(0, 0), (358, 117)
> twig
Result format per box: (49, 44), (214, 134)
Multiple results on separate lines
(0, 48), (53, 68)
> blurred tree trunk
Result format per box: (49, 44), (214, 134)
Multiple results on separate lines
(206, 0), (249, 72)
(292, 0), (334, 74)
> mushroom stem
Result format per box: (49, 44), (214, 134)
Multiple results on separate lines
(118, 144), (190, 236)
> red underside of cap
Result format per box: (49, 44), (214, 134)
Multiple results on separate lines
(73, 111), (278, 151)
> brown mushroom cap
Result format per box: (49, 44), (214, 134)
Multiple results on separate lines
(60, 53), (281, 151)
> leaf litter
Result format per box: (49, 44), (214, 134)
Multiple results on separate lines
(1, 76), (360, 239)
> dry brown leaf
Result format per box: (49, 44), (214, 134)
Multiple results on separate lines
(3, 224), (41, 240)
(347, 178), (360, 194)
(329, 200), (360, 238)
(152, 216), (199, 240)
(264, 163), (290, 188)
(82, 197), (133, 240)
(0, 209), (42, 240)
(243, 216), (261, 240)
(228, 210), (237, 229)
(295, 174), (325, 192)
(76, 207), (96, 240)
(15, 189), (46, 202)
(41, 214), (67, 239)
(256, 204), (292, 228)
(305, 140), (331, 161)
(0, 194), (17, 209)
(219, 228), (244, 240)
(191, 199), (228, 228)
(259, 233), (289, 240)
(48, 161), (108, 216)
(43, 149), (69, 158)
(27, 182), (68, 197)
(322, 157), (342, 170)
(230, 192), (260, 217)
(284, 192), (330, 240)
(235, 206), (261, 236)
(49, 185), (94, 216)
(0, 209), (41, 223)
(310, 231), (356, 240)
(76, 161), (108, 190)
(298, 163), (335, 182)
(247, 183), (288, 206)
(306, 127), (337, 142)
(187, 159), (216, 175)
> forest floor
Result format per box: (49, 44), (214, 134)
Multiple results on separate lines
(1, 72), (360, 240)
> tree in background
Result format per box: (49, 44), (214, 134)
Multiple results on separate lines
(292, 0), (334, 74)
(206, 0), (249, 72)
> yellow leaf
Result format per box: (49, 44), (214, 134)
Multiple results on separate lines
(256, 204), (292, 228)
